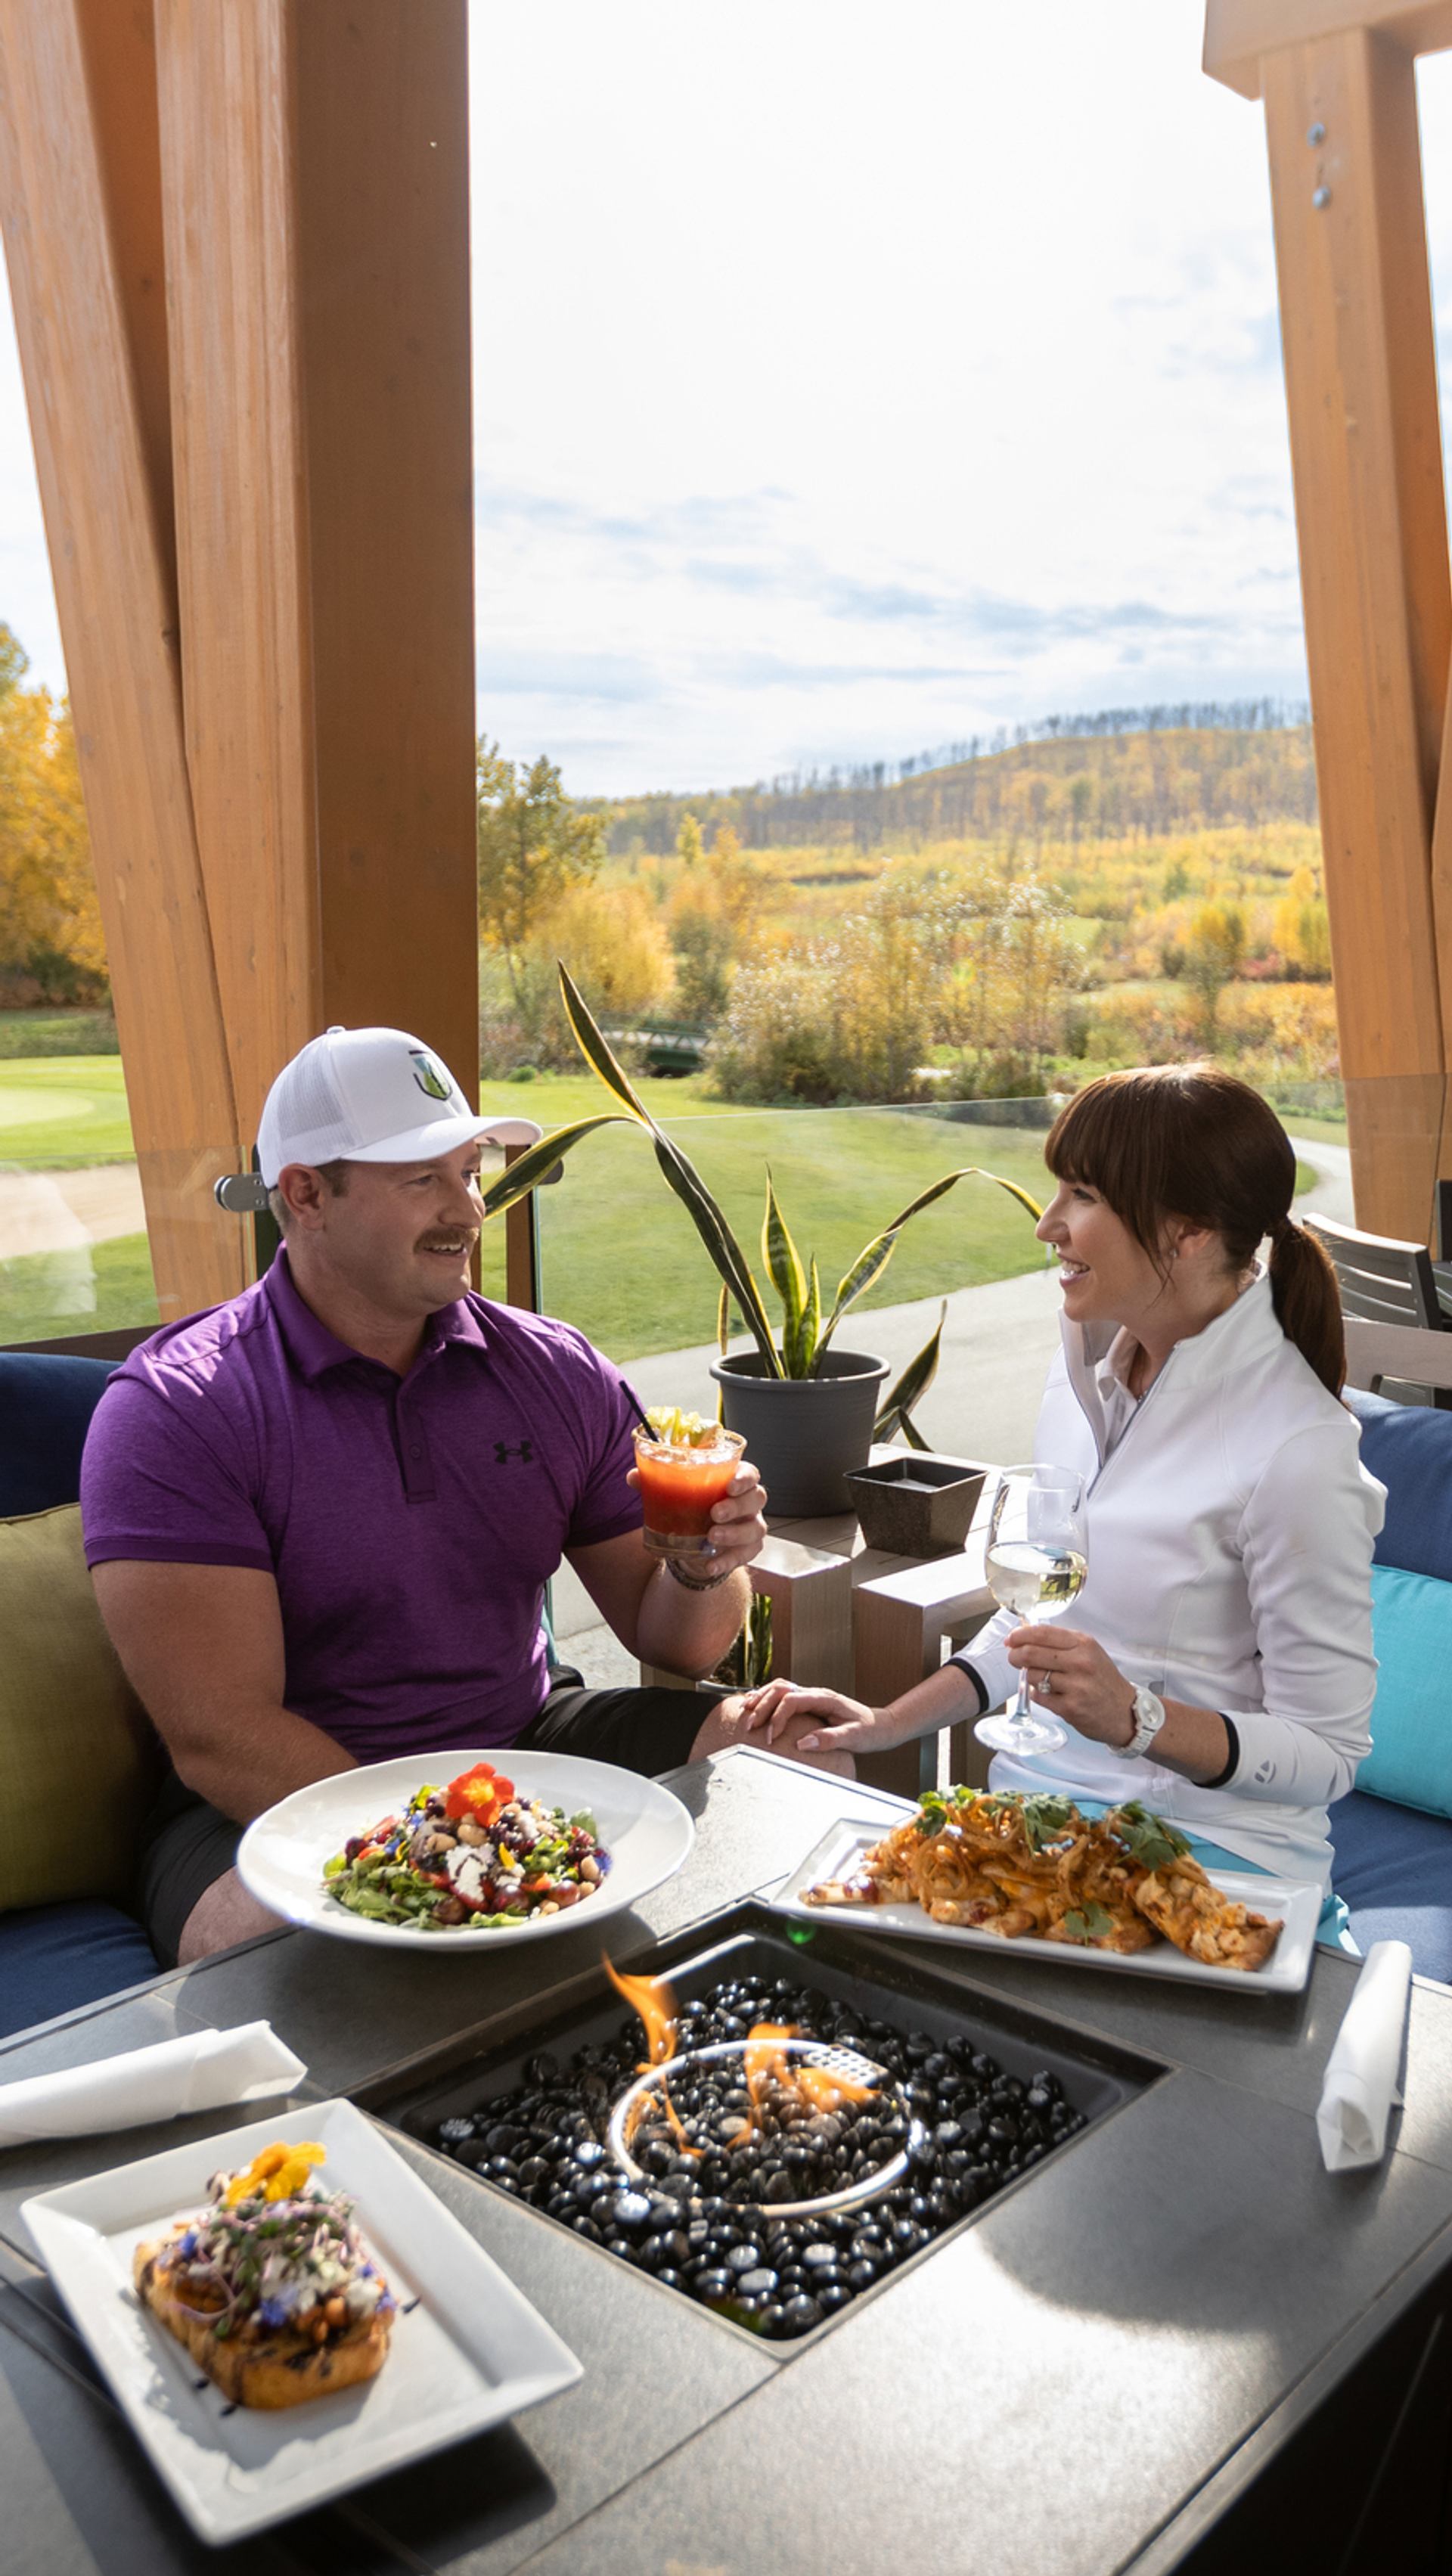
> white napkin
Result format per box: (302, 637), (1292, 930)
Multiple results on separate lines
(1317, 1941), (1412, 2173)
(0, 2022), (306, 2148)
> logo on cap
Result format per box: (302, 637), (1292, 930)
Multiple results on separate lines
(409, 1051), (451, 1103)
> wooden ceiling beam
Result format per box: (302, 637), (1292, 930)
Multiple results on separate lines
(1206, 0), (1452, 97)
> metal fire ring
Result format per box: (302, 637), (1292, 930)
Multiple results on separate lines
(606, 2035), (924, 2222)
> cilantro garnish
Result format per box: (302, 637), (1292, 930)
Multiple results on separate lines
(1060, 1901), (1116, 1942)
(1107, 1801), (1191, 1872)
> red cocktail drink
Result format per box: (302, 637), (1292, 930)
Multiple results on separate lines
(633, 1422), (746, 1560)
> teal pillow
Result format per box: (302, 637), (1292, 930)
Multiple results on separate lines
(1362, 1563), (1452, 1820)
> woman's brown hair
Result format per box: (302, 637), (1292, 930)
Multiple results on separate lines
(1044, 1063), (1345, 1397)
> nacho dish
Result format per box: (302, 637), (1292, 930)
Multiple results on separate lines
(804, 1787), (1284, 1972)
(323, 1760), (611, 1931)
(132, 2142), (395, 2410)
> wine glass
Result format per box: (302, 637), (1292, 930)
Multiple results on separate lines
(975, 1463), (1087, 1758)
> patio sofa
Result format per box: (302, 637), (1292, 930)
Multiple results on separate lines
(1332, 1391), (1452, 1984)
(0, 1352), (162, 2036)
(4, 1358), (1452, 2041)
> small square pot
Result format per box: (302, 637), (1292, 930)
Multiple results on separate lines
(847, 1454), (988, 1557)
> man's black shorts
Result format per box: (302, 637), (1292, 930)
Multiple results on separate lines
(136, 1674), (728, 1969)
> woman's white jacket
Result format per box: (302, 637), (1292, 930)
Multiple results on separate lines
(958, 1272), (1384, 1890)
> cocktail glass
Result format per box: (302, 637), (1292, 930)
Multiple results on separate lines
(632, 1422), (746, 1562)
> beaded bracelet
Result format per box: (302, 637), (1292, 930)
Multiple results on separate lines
(664, 1553), (736, 1591)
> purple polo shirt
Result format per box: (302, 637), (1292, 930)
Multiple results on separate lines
(80, 1252), (644, 1758)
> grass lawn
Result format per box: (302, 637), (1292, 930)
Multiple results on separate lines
(0, 1055), (136, 1165)
(527, 1105), (1056, 1361)
(0, 1230), (158, 1342)
(0, 1059), (1327, 1355)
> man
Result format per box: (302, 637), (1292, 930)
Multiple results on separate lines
(82, 1025), (849, 1967)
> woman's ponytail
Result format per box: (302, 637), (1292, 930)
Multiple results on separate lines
(1268, 1217), (1345, 1398)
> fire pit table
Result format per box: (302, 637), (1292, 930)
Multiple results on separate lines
(3, 1744), (1452, 2576)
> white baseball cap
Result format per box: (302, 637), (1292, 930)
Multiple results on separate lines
(256, 1026), (492, 1184)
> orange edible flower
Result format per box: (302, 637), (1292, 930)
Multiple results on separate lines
(223, 2140), (326, 2207)
(444, 1760), (515, 1823)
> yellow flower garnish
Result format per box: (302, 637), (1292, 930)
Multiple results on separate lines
(222, 2140), (327, 2207)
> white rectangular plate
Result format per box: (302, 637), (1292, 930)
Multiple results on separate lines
(768, 1817), (1320, 1995)
(21, 2100), (581, 2545)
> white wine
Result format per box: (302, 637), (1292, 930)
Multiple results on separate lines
(985, 1541), (1087, 1620)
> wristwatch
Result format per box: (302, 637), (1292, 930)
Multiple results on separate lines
(1115, 1685), (1167, 1761)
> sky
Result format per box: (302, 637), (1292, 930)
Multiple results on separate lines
(5, 1), (1452, 796)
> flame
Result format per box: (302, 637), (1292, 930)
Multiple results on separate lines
(603, 1957), (697, 2157)
(743, 2022), (799, 2125)
(793, 2059), (878, 2115)
(740, 2022), (878, 2140)
(603, 1959), (680, 2068)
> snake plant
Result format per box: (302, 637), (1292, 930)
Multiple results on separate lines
(482, 964), (1042, 1436)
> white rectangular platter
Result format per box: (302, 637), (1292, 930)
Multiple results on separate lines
(21, 2098), (581, 2545)
(768, 1817), (1321, 1996)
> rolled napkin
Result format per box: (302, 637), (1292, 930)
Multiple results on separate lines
(1317, 1940), (1413, 2173)
(0, 2022), (307, 2149)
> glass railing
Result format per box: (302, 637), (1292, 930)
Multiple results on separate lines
(0, 1041), (158, 1345)
(0, 1053), (1343, 1361)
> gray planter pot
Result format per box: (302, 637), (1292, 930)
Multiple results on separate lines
(846, 1454), (987, 1558)
(709, 1349), (891, 1518)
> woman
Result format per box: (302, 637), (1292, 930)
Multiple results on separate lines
(745, 1064), (1383, 1915)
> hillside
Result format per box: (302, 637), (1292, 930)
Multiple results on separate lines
(595, 715), (1318, 855)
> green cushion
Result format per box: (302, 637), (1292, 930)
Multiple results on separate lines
(1363, 1563), (1452, 1822)
(0, 1506), (160, 1911)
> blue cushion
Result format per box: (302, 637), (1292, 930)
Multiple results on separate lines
(1345, 1387), (1452, 1581)
(0, 1352), (116, 1516)
(1360, 1564), (1452, 1819)
(1329, 1789), (1452, 1985)
(0, 1900), (160, 2041)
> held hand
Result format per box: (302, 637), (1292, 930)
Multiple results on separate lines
(737, 1679), (899, 1753)
(627, 1463), (769, 1576)
(1006, 1623), (1135, 1749)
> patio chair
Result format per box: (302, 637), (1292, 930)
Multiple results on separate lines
(1305, 1213), (1452, 1407)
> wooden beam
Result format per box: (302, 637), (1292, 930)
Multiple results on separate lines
(1206, 0), (1452, 97)
(0, 0), (246, 1320)
(1261, 29), (1452, 1237)
(154, 0), (478, 1152)
(292, 2), (477, 1103)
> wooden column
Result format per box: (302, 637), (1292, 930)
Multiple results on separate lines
(155, 0), (478, 1158)
(1262, 29), (1450, 1237)
(0, 0), (478, 1317)
(0, 0), (244, 1317)
(1207, 0), (1452, 1241)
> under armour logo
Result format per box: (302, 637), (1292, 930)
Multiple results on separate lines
(494, 1440), (534, 1465)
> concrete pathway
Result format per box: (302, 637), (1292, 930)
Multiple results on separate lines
(0, 1161), (145, 1257)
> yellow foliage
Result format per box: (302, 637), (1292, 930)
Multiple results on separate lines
(536, 878), (672, 1020)
(0, 628), (105, 995)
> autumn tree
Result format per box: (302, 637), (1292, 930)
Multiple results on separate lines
(675, 812), (705, 871)
(0, 625), (106, 1003)
(1184, 898), (1246, 1041)
(542, 879), (671, 1023)
(1274, 862), (1332, 979)
(667, 822), (767, 1024)
(476, 740), (606, 1019)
